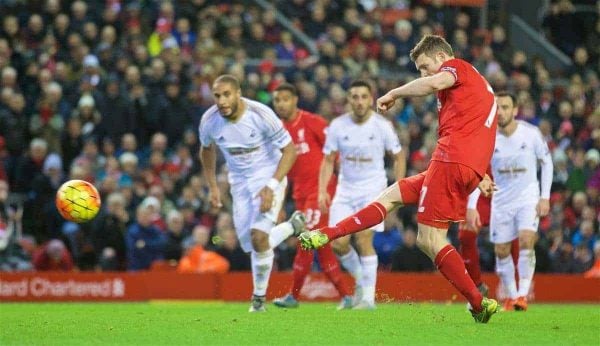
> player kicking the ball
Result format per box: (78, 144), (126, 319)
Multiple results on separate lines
(299, 35), (500, 323)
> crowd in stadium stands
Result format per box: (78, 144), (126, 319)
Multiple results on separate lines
(0, 1), (598, 277)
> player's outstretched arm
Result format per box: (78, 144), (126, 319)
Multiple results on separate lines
(377, 72), (455, 113)
(200, 144), (222, 209)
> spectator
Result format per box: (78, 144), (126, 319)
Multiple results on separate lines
(32, 239), (74, 271)
(93, 192), (129, 270)
(374, 213), (403, 269)
(390, 229), (435, 272)
(215, 228), (250, 271)
(542, 0), (580, 56)
(164, 210), (186, 261)
(177, 225), (229, 274)
(0, 179), (31, 271)
(584, 242), (600, 278)
(125, 204), (166, 271)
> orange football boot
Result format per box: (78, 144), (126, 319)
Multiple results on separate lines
(514, 296), (528, 311)
(503, 299), (516, 311)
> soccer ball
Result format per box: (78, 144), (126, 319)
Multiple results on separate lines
(55, 179), (101, 223)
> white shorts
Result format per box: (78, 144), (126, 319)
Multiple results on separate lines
(489, 204), (539, 244)
(329, 188), (384, 232)
(231, 177), (287, 253)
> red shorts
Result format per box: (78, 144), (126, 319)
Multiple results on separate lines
(296, 192), (329, 230)
(398, 161), (481, 229)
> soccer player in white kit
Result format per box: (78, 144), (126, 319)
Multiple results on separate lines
(318, 80), (406, 309)
(199, 75), (306, 312)
(489, 92), (553, 311)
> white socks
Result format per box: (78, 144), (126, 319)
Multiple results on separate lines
(496, 255), (518, 299)
(339, 247), (362, 282)
(360, 255), (378, 305)
(251, 249), (274, 297)
(517, 249), (536, 297)
(268, 222), (294, 249)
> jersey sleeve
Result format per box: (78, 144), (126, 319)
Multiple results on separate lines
(323, 123), (338, 155)
(382, 119), (402, 154)
(260, 106), (292, 149)
(533, 127), (553, 199)
(198, 114), (213, 147)
(533, 128), (551, 162)
(438, 59), (464, 86)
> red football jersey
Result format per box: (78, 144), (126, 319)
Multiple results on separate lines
(432, 58), (498, 178)
(283, 110), (335, 201)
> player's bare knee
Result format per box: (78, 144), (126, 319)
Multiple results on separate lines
(376, 184), (403, 210)
(251, 230), (269, 252)
(518, 231), (537, 249)
(494, 243), (511, 258)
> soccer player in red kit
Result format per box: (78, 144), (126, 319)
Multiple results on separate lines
(299, 35), (500, 322)
(271, 83), (353, 309)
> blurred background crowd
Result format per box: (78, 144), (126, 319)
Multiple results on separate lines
(0, 0), (598, 277)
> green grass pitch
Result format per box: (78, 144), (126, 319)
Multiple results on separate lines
(1, 302), (598, 345)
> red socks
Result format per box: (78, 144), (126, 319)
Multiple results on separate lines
(317, 244), (351, 297)
(458, 229), (482, 286)
(291, 245), (313, 299)
(322, 202), (387, 240)
(435, 245), (483, 312)
(291, 243), (352, 298)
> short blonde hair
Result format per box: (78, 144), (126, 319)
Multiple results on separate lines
(410, 35), (454, 62)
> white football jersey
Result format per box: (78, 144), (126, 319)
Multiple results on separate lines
(324, 112), (401, 195)
(491, 121), (551, 208)
(199, 98), (291, 192)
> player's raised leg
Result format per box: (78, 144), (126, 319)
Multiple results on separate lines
(268, 211), (306, 249)
(299, 180), (408, 248)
